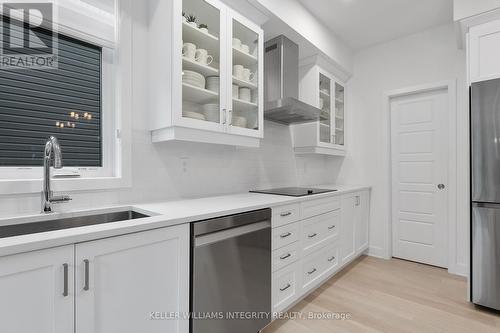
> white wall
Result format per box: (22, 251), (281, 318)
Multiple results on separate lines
(339, 24), (468, 275)
(454, 0), (500, 20)
(253, 0), (353, 74)
(0, 1), (342, 219)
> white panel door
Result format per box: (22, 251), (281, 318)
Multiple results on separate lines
(0, 245), (74, 333)
(76, 224), (190, 333)
(391, 88), (448, 268)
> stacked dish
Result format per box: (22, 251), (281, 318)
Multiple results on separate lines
(202, 104), (220, 122)
(206, 76), (220, 93)
(183, 110), (206, 121)
(232, 115), (247, 128)
(182, 70), (205, 89)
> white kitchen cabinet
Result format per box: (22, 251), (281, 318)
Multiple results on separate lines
(340, 195), (356, 264)
(355, 191), (370, 254)
(271, 192), (370, 314)
(75, 224), (189, 333)
(469, 19), (500, 83)
(341, 191), (370, 265)
(0, 245), (74, 333)
(149, 0), (264, 147)
(291, 63), (346, 156)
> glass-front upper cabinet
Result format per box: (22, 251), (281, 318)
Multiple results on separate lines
(319, 73), (332, 144)
(228, 10), (263, 138)
(180, 0), (226, 131)
(334, 82), (345, 146)
(149, 0), (264, 146)
(293, 61), (347, 156)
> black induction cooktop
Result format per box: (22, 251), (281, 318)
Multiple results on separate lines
(249, 187), (337, 197)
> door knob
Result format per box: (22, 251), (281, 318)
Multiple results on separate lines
(437, 184), (445, 190)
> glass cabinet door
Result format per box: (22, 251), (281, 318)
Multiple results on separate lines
(334, 82), (345, 146)
(229, 15), (261, 135)
(319, 73), (332, 144)
(181, 0), (225, 128)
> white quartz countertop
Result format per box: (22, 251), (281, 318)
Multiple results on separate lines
(0, 184), (370, 257)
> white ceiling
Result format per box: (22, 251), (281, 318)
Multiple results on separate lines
(297, 0), (453, 50)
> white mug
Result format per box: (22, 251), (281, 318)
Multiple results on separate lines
(232, 38), (242, 49)
(242, 68), (255, 82)
(232, 84), (239, 98)
(195, 49), (213, 65)
(182, 42), (197, 60)
(239, 87), (251, 102)
(233, 65), (244, 79)
(241, 44), (250, 53)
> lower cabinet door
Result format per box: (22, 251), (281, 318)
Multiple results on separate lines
(0, 245), (74, 333)
(341, 195), (356, 264)
(75, 224), (190, 333)
(355, 191), (370, 254)
(272, 262), (300, 314)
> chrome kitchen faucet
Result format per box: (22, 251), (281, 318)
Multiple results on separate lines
(42, 136), (71, 213)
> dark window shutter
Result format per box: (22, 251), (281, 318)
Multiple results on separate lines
(0, 20), (102, 167)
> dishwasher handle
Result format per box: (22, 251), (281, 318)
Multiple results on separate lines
(194, 221), (270, 247)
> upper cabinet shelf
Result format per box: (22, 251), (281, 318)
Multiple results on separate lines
(182, 21), (220, 56)
(148, 0), (264, 147)
(233, 47), (258, 67)
(182, 57), (219, 76)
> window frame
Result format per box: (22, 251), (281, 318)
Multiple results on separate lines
(0, 0), (132, 195)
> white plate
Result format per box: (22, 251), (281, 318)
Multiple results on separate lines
(183, 70), (204, 80)
(183, 111), (206, 121)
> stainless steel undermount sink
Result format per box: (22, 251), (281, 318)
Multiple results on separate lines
(0, 210), (150, 238)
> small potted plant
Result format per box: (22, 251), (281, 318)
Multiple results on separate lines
(199, 23), (208, 33)
(182, 12), (187, 23)
(186, 15), (198, 28)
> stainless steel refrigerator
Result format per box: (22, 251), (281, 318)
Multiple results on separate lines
(471, 78), (500, 310)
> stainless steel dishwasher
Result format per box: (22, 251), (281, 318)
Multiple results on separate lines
(191, 208), (271, 333)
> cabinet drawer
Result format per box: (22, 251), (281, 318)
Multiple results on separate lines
(301, 249), (326, 290)
(272, 204), (301, 227)
(323, 242), (340, 274)
(273, 241), (300, 272)
(273, 222), (300, 250)
(301, 197), (340, 219)
(273, 262), (300, 313)
(301, 210), (340, 255)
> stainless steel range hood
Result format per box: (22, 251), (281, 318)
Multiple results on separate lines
(264, 35), (321, 125)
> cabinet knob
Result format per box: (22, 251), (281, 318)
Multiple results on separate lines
(437, 184), (445, 190)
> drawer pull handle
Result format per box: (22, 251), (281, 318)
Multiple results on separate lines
(307, 268), (317, 275)
(308, 233), (318, 238)
(280, 232), (292, 238)
(328, 256), (336, 262)
(280, 253), (292, 260)
(62, 263), (69, 297)
(83, 259), (90, 291)
(328, 225), (336, 230)
(280, 211), (292, 217)
(280, 283), (291, 292)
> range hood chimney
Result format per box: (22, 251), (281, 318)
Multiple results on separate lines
(264, 35), (321, 125)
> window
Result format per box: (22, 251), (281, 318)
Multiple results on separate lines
(0, 22), (103, 167)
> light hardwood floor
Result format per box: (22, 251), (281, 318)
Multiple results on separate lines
(263, 256), (500, 333)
